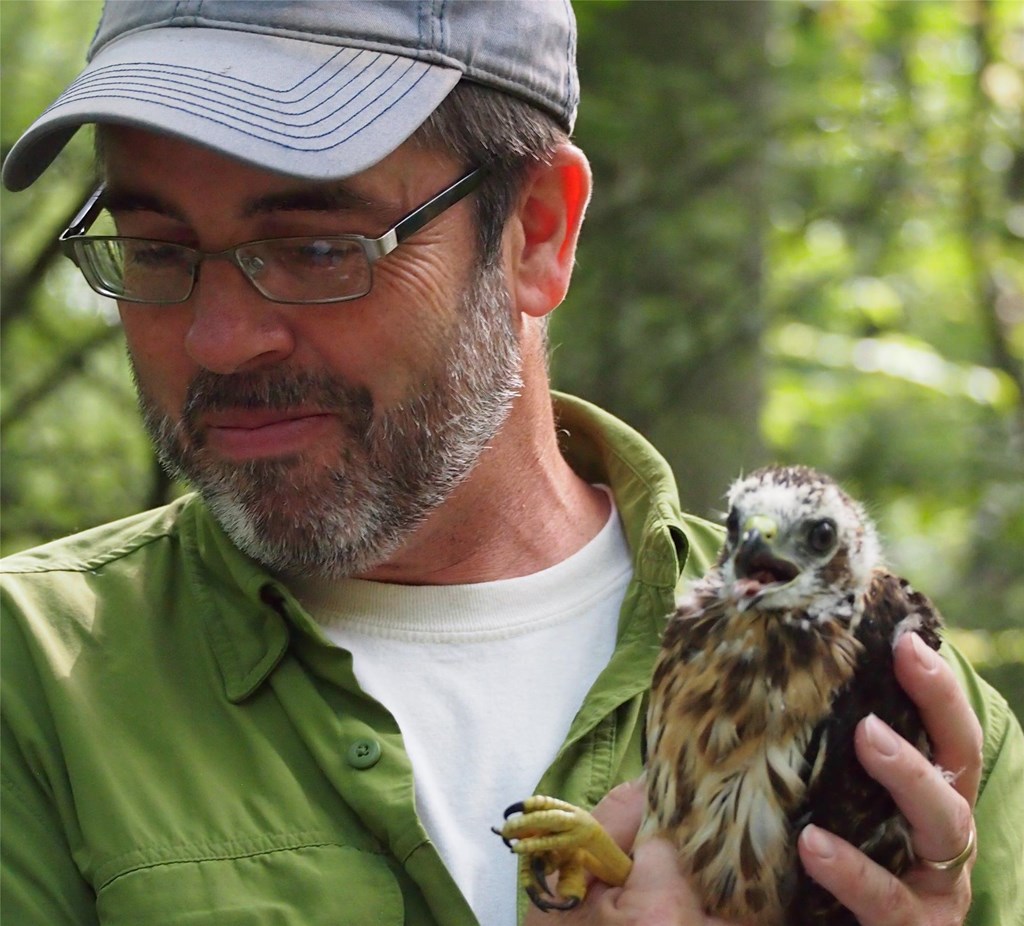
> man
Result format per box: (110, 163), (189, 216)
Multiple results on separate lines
(1, 3), (1020, 925)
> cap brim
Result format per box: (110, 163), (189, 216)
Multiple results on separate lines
(2, 28), (461, 191)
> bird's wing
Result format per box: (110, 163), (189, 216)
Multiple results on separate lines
(797, 569), (942, 862)
(862, 568), (943, 654)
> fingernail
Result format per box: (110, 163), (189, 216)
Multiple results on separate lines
(801, 825), (835, 860)
(910, 631), (938, 672)
(865, 713), (899, 758)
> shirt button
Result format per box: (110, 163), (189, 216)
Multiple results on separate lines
(347, 738), (382, 769)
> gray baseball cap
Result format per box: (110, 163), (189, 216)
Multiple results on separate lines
(2, 0), (578, 191)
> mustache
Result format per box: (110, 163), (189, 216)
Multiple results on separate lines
(180, 369), (375, 434)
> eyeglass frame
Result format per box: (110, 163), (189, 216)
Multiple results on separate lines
(57, 166), (486, 305)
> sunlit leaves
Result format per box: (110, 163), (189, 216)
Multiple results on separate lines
(762, 3), (1022, 657)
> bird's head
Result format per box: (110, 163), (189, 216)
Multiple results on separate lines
(720, 466), (881, 618)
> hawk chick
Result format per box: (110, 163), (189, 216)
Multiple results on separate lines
(498, 465), (942, 924)
(642, 464), (942, 924)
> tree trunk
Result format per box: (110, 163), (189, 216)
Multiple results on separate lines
(557, 0), (770, 518)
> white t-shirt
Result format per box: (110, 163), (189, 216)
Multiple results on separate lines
(289, 499), (633, 926)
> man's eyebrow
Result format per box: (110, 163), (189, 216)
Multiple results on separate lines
(101, 188), (186, 220)
(100, 184), (389, 222)
(241, 184), (387, 218)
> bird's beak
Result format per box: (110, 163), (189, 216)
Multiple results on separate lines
(732, 516), (799, 608)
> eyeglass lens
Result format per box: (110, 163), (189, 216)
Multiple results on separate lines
(61, 167), (484, 305)
(71, 237), (375, 304)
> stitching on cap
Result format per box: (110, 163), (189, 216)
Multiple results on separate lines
(437, 0), (448, 54)
(561, 0), (577, 113)
(56, 62), (407, 137)
(44, 65), (436, 152)
(63, 50), (373, 112)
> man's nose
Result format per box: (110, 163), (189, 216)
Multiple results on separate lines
(183, 260), (295, 375)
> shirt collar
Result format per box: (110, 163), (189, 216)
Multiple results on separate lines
(181, 392), (719, 701)
(181, 497), (303, 702)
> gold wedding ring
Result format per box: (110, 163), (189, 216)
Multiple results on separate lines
(919, 826), (975, 873)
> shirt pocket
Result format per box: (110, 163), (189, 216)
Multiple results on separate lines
(95, 842), (403, 925)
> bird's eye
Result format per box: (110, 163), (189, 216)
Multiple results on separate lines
(807, 518), (837, 553)
(726, 508), (740, 546)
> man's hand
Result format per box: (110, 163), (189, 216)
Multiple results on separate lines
(526, 632), (980, 925)
(799, 631), (980, 926)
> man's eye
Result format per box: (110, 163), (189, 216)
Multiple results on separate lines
(127, 242), (187, 268)
(290, 239), (358, 269)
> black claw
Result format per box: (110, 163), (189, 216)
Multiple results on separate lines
(525, 886), (550, 912)
(523, 855), (582, 911)
(491, 825), (515, 850)
(503, 801), (526, 819)
(526, 885), (581, 913)
(530, 854), (549, 887)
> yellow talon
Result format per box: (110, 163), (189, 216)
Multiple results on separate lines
(494, 796), (634, 911)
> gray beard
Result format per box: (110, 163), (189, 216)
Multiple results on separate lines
(133, 261), (523, 578)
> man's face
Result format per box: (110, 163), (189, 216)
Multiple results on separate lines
(103, 128), (523, 578)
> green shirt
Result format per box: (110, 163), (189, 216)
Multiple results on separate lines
(2, 395), (1022, 925)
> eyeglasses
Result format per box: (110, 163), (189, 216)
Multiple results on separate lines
(58, 168), (485, 305)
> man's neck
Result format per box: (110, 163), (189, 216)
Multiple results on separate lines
(355, 388), (610, 586)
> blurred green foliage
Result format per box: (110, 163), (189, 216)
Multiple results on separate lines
(764, 0), (1024, 717)
(557, 0), (1024, 720)
(1, 0), (1021, 717)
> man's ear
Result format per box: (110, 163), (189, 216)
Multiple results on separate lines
(508, 144), (592, 319)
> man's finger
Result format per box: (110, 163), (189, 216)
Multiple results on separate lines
(799, 823), (973, 926)
(600, 837), (716, 922)
(589, 778), (646, 852)
(855, 713), (976, 875)
(798, 824), (918, 926)
(893, 632), (983, 805)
